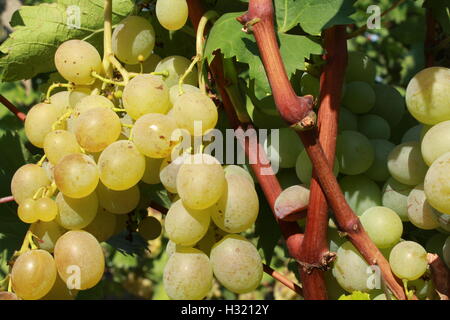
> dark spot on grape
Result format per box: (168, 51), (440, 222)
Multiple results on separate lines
(156, 85), (164, 90)
(159, 135), (165, 139)
(128, 145), (133, 149)
(76, 73), (79, 75)
(235, 248), (240, 253)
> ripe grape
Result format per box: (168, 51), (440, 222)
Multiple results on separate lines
(371, 84), (405, 127)
(43, 130), (82, 164)
(69, 87), (91, 108)
(156, 0), (188, 31)
(30, 221), (64, 252)
(382, 177), (412, 221)
(54, 40), (102, 85)
(122, 74), (171, 119)
(35, 197), (58, 222)
(96, 182), (140, 214)
(295, 148), (339, 185)
(54, 154), (99, 198)
(18, 198), (38, 223)
(338, 107), (358, 132)
(165, 199), (211, 246)
(339, 175), (381, 216)
(274, 185), (310, 218)
(141, 157), (163, 184)
(387, 141), (428, 186)
(342, 81), (375, 114)
(55, 192), (98, 230)
(49, 91), (71, 116)
(54, 230), (105, 290)
(264, 127), (304, 169)
(365, 139), (395, 182)
(407, 184), (439, 230)
(357, 114), (391, 140)
(336, 130), (374, 175)
(83, 208), (117, 242)
(73, 94), (114, 117)
(405, 67), (450, 125)
(211, 174), (259, 233)
(421, 120), (450, 165)
(389, 241), (428, 281)
(155, 55), (198, 88)
(360, 206), (403, 248)
(125, 54), (161, 73)
(177, 154), (226, 210)
(163, 247), (213, 300)
(138, 216), (162, 241)
(169, 84), (201, 105)
(159, 153), (191, 193)
(132, 113), (178, 158)
(11, 164), (50, 205)
(345, 51), (376, 83)
(98, 140), (146, 191)
(223, 165), (255, 186)
(112, 16), (155, 65)
(11, 249), (57, 300)
(424, 152), (450, 214)
(25, 102), (60, 148)
(210, 234), (263, 294)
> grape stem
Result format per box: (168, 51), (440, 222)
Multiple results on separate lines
(238, 0), (407, 300)
(102, 0), (113, 79)
(0, 196), (14, 204)
(262, 264), (303, 296)
(36, 154), (47, 167)
(0, 95), (26, 121)
(427, 253), (450, 300)
(45, 83), (74, 102)
(91, 71), (126, 86)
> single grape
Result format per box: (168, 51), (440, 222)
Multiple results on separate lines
(223, 165), (255, 186)
(43, 130), (82, 164)
(432, 210), (450, 233)
(176, 154), (226, 210)
(336, 130), (374, 175)
(155, 55), (198, 88)
(49, 91), (71, 116)
(338, 107), (358, 132)
(122, 74), (171, 119)
(405, 67), (450, 125)
(424, 152), (450, 214)
(169, 84), (201, 105)
(401, 124), (422, 143)
(18, 198), (38, 223)
(142, 157), (163, 184)
(54, 230), (105, 290)
(25, 103), (60, 148)
(112, 16), (155, 65)
(342, 81), (375, 114)
(125, 53), (161, 73)
(98, 140), (146, 191)
(163, 247), (213, 300)
(83, 207), (117, 242)
(54, 40), (102, 85)
(73, 94), (114, 117)
(371, 84), (406, 127)
(360, 206), (403, 248)
(389, 241), (428, 281)
(138, 216), (162, 240)
(264, 128), (304, 169)
(365, 139), (395, 182)
(55, 192), (98, 230)
(407, 184), (439, 230)
(69, 87), (91, 108)
(274, 185), (310, 219)
(345, 51), (376, 83)
(295, 148), (339, 185)
(358, 114), (391, 140)
(35, 197), (58, 222)
(421, 120), (450, 166)
(11, 164), (50, 205)
(96, 182), (140, 214)
(156, 0), (188, 31)
(165, 199), (211, 246)
(382, 177), (412, 221)
(30, 220), (64, 252)
(387, 141), (428, 186)
(159, 153), (191, 193)
(339, 175), (381, 216)
(210, 234), (263, 294)
(54, 153), (99, 198)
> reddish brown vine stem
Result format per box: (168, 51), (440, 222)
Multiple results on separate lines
(263, 263), (303, 296)
(424, 6), (438, 67)
(239, 0), (406, 300)
(0, 95), (26, 122)
(427, 254), (450, 300)
(0, 196), (14, 204)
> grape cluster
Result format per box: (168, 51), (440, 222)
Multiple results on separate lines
(8, 4), (263, 301)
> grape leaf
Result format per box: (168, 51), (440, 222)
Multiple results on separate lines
(106, 231), (148, 256)
(0, 0), (134, 82)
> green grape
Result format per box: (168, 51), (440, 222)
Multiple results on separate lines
(295, 148), (339, 185)
(35, 197), (58, 222)
(112, 16), (155, 65)
(338, 107), (358, 132)
(163, 247), (213, 300)
(165, 199), (211, 246)
(336, 130), (374, 175)
(42, 274), (78, 300)
(223, 165), (255, 186)
(11, 249), (57, 300)
(18, 198), (38, 223)
(54, 154), (99, 198)
(165, 240), (181, 258)
(339, 175), (381, 216)
(169, 84), (201, 105)
(432, 210), (450, 233)
(420, 124), (432, 140)
(424, 152), (450, 214)
(300, 72), (319, 98)
(54, 230), (105, 290)
(138, 216), (162, 240)
(49, 91), (71, 116)
(371, 84), (405, 127)
(73, 95), (114, 117)
(389, 241), (428, 281)
(11, 164), (50, 205)
(332, 241), (371, 293)
(172, 92), (218, 136)
(387, 142), (428, 186)
(210, 234), (263, 294)
(421, 120), (450, 165)
(69, 87), (91, 108)
(365, 139), (395, 182)
(125, 53), (161, 73)
(345, 51), (376, 83)
(211, 174), (259, 233)
(405, 67), (450, 125)
(274, 185), (309, 219)
(43, 130), (82, 164)
(159, 153), (190, 193)
(96, 182), (140, 214)
(25, 103), (60, 148)
(407, 184), (439, 230)
(155, 55), (198, 88)
(264, 128), (304, 169)
(30, 220), (65, 253)
(74, 107), (121, 153)
(357, 114), (391, 140)
(55, 192), (98, 230)
(122, 74), (171, 119)
(132, 113), (178, 158)
(98, 140), (146, 191)
(54, 40), (102, 85)
(360, 206), (403, 248)
(156, 0), (188, 31)
(401, 124), (422, 143)
(177, 154), (226, 210)
(83, 207), (117, 242)
(142, 157), (163, 184)
(341, 81), (375, 114)
(195, 224), (227, 256)
(443, 237), (450, 268)
(382, 177), (412, 222)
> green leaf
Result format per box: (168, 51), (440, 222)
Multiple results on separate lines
(0, 0), (134, 82)
(426, 0), (450, 35)
(338, 291), (371, 300)
(138, 183), (171, 210)
(106, 231), (148, 256)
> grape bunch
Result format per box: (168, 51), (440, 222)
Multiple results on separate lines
(6, 4), (264, 301)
